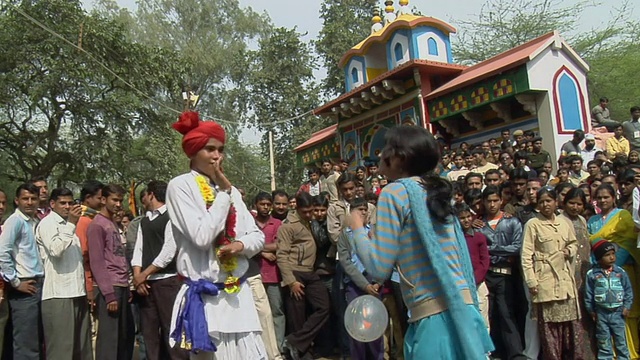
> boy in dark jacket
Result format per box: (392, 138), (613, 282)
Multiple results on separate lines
(585, 240), (633, 360)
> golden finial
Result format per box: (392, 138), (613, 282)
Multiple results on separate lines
(372, 6), (382, 23)
(371, 6), (383, 33)
(384, 0), (396, 24)
(385, 0), (395, 13)
(399, 0), (409, 6)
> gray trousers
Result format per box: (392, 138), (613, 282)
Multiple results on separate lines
(42, 296), (93, 360)
(264, 283), (286, 352)
(594, 119), (621, 132)
(8, 278), (43, 360)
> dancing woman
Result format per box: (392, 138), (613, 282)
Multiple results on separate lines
(349, 125), (493, 359)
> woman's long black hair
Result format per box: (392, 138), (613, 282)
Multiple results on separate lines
(382, 125), (452, 222)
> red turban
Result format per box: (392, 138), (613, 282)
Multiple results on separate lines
(172, 111), (226, 157)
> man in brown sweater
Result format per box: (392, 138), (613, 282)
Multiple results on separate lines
(276, 192), (330, 360)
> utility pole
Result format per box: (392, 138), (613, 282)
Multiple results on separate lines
(269, 130), (276, 191)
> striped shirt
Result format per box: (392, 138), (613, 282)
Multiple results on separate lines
(353, 179), (470, 307)
(0, 209), (44, 286)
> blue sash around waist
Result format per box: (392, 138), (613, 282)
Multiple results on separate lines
(170, 276), (247, 353)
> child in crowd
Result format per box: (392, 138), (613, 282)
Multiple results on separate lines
(453, 182), (465, 206)
(455, 203), (490, 330)
(337, 197), (384, 360)
(370, 176), (382, 196)
(379, 176), (388, 188)
(499, 182), (512, 209)
(549, 168), (569, 186)
(463, 189), (484, 219)
(585, 240), (633, 360)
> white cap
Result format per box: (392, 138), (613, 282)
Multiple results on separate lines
(585, 134), (595, 140)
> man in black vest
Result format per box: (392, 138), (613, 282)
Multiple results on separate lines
(131, 181), (188, 360)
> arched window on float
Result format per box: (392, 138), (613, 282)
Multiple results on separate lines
(553, 66), (587, 133)
(351, 67), (359, 85)
(427, 37), (438, 56)
(394, 43), (404, 64)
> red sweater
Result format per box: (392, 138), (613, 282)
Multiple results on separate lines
(464, 229), (490, 285)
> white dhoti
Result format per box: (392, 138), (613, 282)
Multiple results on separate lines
(170, 282), (267, 360)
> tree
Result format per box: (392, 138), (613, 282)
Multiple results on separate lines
(586, 25), (640, 121)
(452, 0), (630, 65)
(315, 0), (378, 98)
(248, 27), (328, 193)
(0, 0), (187, 185)
(92, 0), (276, 196)
(125, 0), (272, 135)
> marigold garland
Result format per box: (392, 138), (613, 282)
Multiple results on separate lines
(195, 175), (215, 207)
(195, 174), (240, 294)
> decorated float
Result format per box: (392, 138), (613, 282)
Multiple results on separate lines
(295, 0), (591, 169)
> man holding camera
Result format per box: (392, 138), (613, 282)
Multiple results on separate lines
(36, 187), (93, 359)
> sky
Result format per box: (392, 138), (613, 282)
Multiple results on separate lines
(83, 0), (630, 42)
(80, 0), (632, 143)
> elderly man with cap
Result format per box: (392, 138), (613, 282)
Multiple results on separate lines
(512, 129), (525, 147)
(166, 111), (267, 359)
(581, 133), (602, 170)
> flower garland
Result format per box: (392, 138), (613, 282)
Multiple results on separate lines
(195, 175), (240, 294)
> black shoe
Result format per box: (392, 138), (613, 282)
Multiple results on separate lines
(283, 339), (301, 360)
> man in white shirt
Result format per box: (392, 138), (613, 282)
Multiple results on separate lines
(35, 187), (92, 359)
(132, 181), (188, 360)
(568, 155), (589, 186)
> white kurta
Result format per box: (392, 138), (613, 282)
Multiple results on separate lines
(166, 171), (265, 355)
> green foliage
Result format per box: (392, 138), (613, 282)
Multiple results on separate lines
(587, 24), (640, 121)
(452, 0), (630, 65)
(247, 27), (329, 193)
(315, 0), (378, 98)
(0, 0), (187, 187)
(129, 0), (272, 134)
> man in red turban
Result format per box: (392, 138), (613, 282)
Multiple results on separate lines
(166, 111), (268, 359)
